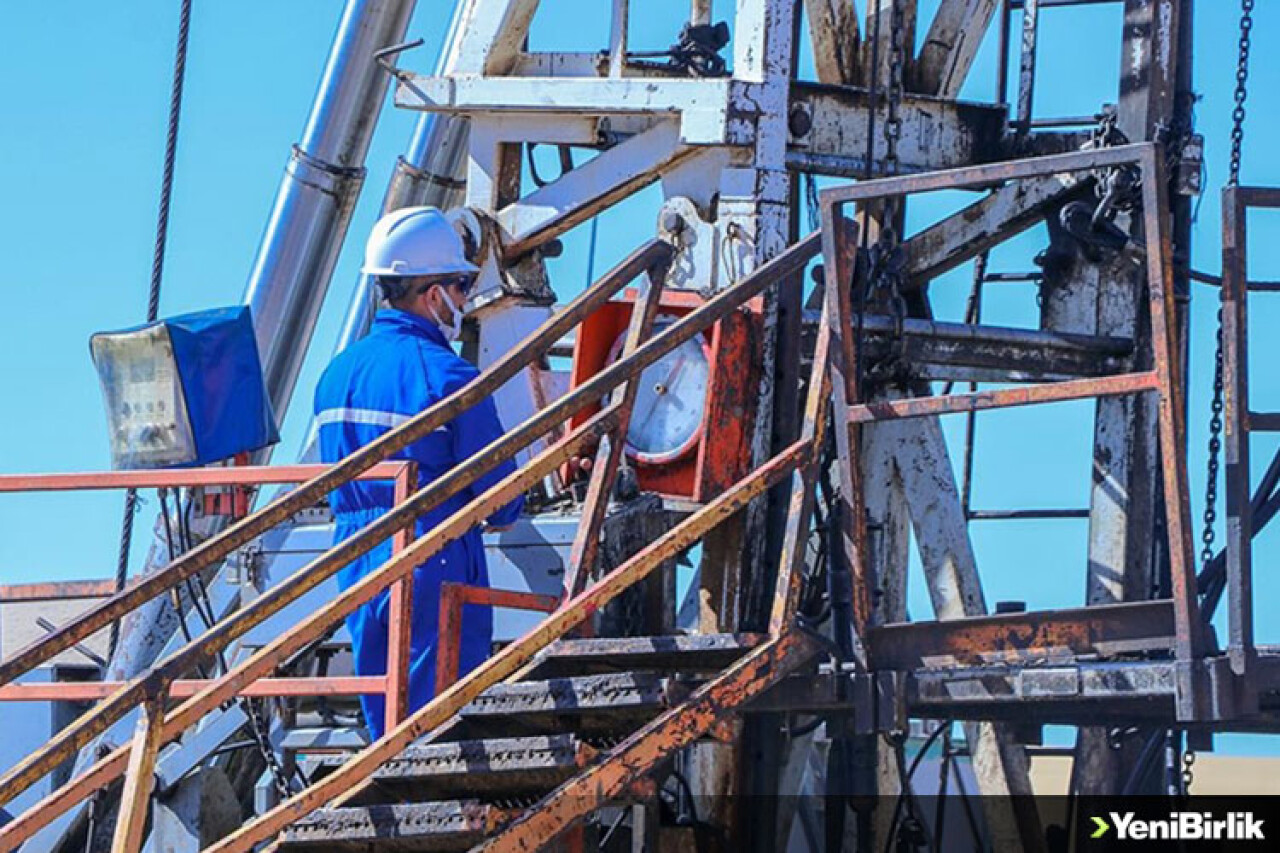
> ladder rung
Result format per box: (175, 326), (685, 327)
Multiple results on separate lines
(1250, 412), (1280, 432)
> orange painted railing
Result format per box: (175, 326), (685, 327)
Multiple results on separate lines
(0, 233), (830, 853)
(0, 461), (417, 717)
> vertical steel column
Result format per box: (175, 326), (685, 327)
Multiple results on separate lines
(1015, 0), (1039, 134)
(1139, 146), (1203, 719)
(1221, 186), (1254, 678)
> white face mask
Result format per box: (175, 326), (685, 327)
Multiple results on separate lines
(429, 288), (466, 342)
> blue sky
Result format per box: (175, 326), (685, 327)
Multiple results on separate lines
(2, 2), (1279, 754)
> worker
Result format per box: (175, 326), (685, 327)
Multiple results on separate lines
(314, 206), (524, 740)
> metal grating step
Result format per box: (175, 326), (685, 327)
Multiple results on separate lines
(526, 632), (763, 679)
(320, 735), (597, 806)
(455, 671), (678, 737)
(278, 800), (512, 851)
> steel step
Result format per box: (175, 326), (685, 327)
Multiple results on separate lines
(278, 800), (511, 851)
(526, 632), (763, 678)
(323, 735), (596, 806)
(456, 671), (677, 737)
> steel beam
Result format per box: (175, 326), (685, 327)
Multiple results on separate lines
(870, 600), (1176, 668)
(786, 83), (1007, 177)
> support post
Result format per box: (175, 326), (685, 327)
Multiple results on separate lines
(111, 687), (168, 853)
(385, 461), (417, 734)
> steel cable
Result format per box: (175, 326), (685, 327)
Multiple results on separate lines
(108, 0), (193, 660)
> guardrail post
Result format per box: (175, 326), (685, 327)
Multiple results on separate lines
(385, 461), (418, 733)
(111, 682), (169, 853)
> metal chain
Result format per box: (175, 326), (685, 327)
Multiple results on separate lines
(109, 0), (194, 661)
(1229, 0), (1254, 187)
(1200, 0), (1254, 574)
(1182, 747), (1196, 792)
(247, 696), (294, 801)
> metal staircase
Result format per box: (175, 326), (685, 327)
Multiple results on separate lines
(0, 230), (828, 853)
(278, 634), (767, 851)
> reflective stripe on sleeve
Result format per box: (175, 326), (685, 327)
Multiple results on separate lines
(314, 407), (447, 432)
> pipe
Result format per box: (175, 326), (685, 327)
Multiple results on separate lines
(328, 0), (471, 361)
(244, 0), (419, 416)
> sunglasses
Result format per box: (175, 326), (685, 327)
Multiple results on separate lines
(413, 274), (477, 298)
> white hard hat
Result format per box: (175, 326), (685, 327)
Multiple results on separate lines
(362, 206), (480, 278)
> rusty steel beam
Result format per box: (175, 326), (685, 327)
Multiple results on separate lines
(849, 313), (1133, 379)
(1222, 185), (1254, 679)
(436, 583), (558, 694)
(819, 144), (1153, 209)
(916, 0), (1000, 97)
(868, 600), (1176, 669)
(769, 291), (832, 633)
(1136, 145), (1203, 718)
(900, 173), (1084, 287)
(473, 631), (819, 852)
(847, 371), (1160, 423)
(1216, 185), (1280, 684)
(202, 440), (814, 853)
(0, 241), (671, 689)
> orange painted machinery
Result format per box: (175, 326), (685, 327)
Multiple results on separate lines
(566, 289), (762, 503)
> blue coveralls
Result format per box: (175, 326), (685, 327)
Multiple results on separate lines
(314, 308), (523, 739)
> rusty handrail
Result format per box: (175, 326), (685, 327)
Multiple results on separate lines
(0, 239), (674, 689)
(0, 232), (820, 848)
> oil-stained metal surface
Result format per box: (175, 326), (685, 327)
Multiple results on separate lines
(458, 672), (672, 735)
(869, 600), (1176, 668)
(845, 312), (1134, 380)
(328, 735), (596, 805)
(786, 82), (1007, 177)
(279, 800), (508, 851)
(527, 633), (763, 679)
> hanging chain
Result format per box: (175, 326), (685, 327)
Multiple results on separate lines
(1182, 746), (1196, 793)
(1229, 0), (1254, 187)
(247, 697), (294, 801)
(1201, 1), (1254, 574)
